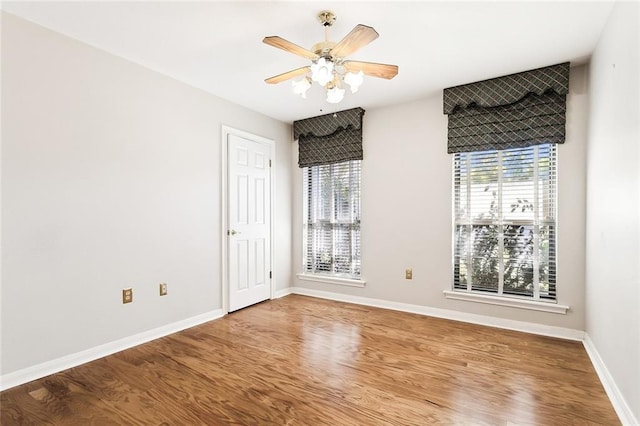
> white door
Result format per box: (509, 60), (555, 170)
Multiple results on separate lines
(227, 134), (271, 312)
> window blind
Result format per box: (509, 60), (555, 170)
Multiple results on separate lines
(453, 144), (556, 300)
(303, 160), (361, 277)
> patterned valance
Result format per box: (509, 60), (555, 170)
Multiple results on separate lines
(443, 63), (570, 153)
(294, 107), (365, 168)
(443, 63), (570, 114)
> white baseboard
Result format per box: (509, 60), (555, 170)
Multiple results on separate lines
(289, 286), (585, 341)
(273, 287), (293, 299)
(583, 334), (638, 425)
(0, 309), (224, 392)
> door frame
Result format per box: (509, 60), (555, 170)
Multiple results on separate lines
(221, 125), (276, 314)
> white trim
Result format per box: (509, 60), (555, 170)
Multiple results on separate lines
(289, 287), (583, 341)
(583, 334), (638, 425)
(273, 287), (293, 299)
(220, 126), (276, 314)
(221, 126), (229, 314)
(0, 309), (224, 392)
(443, 290), (570, 314)
(297, 273), (366, 287)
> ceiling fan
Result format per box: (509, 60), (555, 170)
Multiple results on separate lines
(263, 10), (399, 104)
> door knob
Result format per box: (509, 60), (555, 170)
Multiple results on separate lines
(229, 229), (240, 236)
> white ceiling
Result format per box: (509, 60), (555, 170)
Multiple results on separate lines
(2, 1), (614, 123)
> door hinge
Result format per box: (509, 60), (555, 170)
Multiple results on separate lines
(269, 271), (272, 279)
(269, 159), (272, 168)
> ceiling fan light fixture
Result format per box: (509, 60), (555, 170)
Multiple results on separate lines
(292, 77), (312, 98)
(326, 86), (346, 104)
(344, 70), (364, 93)
(263, 11), (398, 105)
(310, 57), (334, 86)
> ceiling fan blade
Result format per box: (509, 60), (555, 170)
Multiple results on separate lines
(331, 24), (379, 58)
(263, 36), (318, 60)
(265, 67), (311, 84)
(344, 61), (398, 79)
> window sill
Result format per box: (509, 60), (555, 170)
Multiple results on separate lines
(297, 273), (366, 288)
(443, 290), (569, 314)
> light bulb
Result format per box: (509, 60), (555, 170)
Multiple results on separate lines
(310, 58), (335, 87)
(344, 70), (364, 93)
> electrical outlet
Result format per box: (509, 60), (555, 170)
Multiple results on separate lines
(122, 288), (133, 304)
(405, 268), (413, 280)
(159, 283), (168, 296)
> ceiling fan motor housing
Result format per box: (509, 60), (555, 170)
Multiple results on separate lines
(312, 41), (337, 58)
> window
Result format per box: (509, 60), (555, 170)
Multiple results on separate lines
(453, 144), (556, 301)
(303, 160), (361, 278)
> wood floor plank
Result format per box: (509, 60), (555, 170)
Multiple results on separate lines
(0, 295), (620, 425)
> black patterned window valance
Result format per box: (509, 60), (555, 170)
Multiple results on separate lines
(294, 107), (365, 168)
(443, 62), (570, 153)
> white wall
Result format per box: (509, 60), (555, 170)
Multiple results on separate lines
(585, 0), (640, 421)
(0, 13), (292, 375)
(292, 65), (590, 331)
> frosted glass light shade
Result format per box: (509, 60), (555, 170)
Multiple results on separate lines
(344, 70), (364, 93)
(292, 77), (311, 98)
(326, 86), (345, 104)
(310, 58), (334, 86)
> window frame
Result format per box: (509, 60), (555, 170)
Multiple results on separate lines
(301, 160), (363, 284)
(451, 144), (558, 304)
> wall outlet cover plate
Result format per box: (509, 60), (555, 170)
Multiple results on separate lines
(122, 288), (133, 304)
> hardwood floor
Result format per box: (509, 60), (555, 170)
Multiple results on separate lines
(1, 295), (619, 425)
